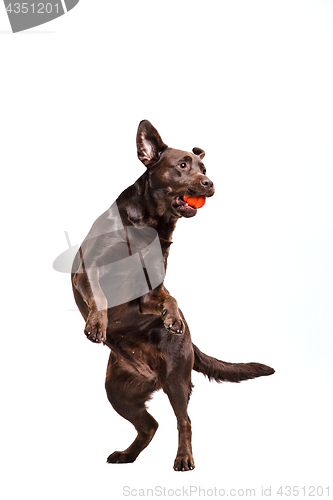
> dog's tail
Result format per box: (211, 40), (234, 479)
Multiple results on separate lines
(192, 344), (275, 383)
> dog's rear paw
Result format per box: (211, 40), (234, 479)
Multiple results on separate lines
(107, 451), (136, 464)
(173, 455), (195, 471)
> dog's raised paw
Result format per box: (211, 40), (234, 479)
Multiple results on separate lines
(162, 309), (184, 335)
(164, 322), (184, 335)
(84, 310), (108, 343)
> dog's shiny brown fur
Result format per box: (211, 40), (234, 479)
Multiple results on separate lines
(71, 120), (274, 471)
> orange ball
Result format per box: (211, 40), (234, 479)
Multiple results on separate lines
(183, 195), (206, 209)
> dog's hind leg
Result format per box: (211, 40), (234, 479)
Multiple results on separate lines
(105, 355), (158, 464)
(162, 373), (195, 471)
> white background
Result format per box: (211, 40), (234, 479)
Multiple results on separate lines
(1, 0), (332, 498)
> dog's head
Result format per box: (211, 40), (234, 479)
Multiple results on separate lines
(136, 120), (215, 218)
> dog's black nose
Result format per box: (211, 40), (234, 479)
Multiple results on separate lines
(200, 177), (214, 190)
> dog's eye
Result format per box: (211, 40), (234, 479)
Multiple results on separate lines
(203, 168), (207, 175)
(180, 163), (187, 168)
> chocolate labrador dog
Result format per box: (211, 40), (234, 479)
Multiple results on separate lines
(71, 120), (274, 471)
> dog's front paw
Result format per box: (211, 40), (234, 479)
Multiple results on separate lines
(84, 310), (108, 343)
(161, 308), (184, 335)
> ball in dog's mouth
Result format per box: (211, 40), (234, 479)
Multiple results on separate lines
(182, 195), (206, 208)
(174, 195), (206, 217)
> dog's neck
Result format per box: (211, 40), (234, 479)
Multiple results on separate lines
(117, 172), (179, 257)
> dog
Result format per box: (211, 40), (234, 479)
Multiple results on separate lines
(71, 120), (275, 471)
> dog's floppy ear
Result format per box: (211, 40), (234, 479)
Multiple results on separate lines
(137, 120), (168, 167)
(192, 147), (205, 160)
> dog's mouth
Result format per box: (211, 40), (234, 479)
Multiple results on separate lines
(174, 195), (206, 218)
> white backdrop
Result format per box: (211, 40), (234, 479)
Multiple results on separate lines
(1, 1), (332, 499)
